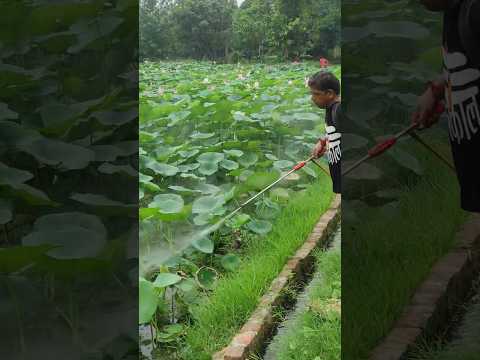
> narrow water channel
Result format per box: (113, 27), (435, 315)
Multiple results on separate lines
(263, 224), (341, 360)
(408, 275), (480, 360)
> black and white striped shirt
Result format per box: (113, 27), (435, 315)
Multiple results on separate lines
(443, 2), (480, 211)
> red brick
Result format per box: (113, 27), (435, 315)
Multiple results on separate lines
(370, 327), (422, 360)
(233, 331), (256, 346)
(396, 304), (435, 328)
(217, 198), (340, 360)
(224, 344), (246, 360)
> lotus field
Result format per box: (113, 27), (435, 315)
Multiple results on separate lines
(139, 61), (341, 357)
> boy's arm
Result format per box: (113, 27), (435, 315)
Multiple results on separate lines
(312, 137), (327, 158)
(412, 75), (445, 129)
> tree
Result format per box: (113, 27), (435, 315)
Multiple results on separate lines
(139, 0), (340, 62)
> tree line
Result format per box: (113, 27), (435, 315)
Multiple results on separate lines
(140, 0), (340, 62)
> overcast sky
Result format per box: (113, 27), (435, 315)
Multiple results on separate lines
(237, 0), (245, 5)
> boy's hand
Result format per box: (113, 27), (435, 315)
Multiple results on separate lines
(412, 81), (445, 129)
(312, 138), (327, 158)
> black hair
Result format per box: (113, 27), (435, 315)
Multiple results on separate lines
(308, 71), (340, 95)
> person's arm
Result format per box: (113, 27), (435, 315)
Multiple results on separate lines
(412, 75), (446, 129)
(312, 137), (327, 158)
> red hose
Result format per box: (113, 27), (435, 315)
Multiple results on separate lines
(293, 161), (307, 170)
(368, 138), (397, 157)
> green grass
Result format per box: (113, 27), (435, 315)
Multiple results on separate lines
(408, 289), (480, 360)
(178, 174), (335, 359)
(343, 139), (468, 360)
(272, 244), (341, 360)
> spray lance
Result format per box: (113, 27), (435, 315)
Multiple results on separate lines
(193, 155), (330, 240)
(342, 102), (455, 176)
(220, 155), (329, 224)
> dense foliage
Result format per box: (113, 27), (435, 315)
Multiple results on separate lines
(139, 61), (340, 358)
(0, 0), (138, 358)
(140, 0), (340, 61)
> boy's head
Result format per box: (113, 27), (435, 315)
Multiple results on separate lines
(308, 71), (340, 108)
(419, 0), (451, 11)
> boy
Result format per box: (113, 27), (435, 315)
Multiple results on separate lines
(309, 71), (341, 194)
(413, 0), (480, 212)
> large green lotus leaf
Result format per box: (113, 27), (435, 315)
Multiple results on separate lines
(261, 104), (278, 113)
(190, 132), (214, 139)
(265, 153), (278, 161)
(18, 138), (94, 170)
(89, 145), (124, 161)
(238, 152), (258, 167)
(168, 110), (190, 126)
(175, 278), (197, 293)
(193, 213), (214, 226)
(139, 277), (158, 324)
(196, 267), (217, 289)
(197, 152), (224, 164)
(139, 173), (153, 183)
(223, 149), (244, 158)
(145, 159), (179, 176)
(227, 213), (251, 229)
(148, 194), (184, 214)
(168, 185), (199, 193)
(153, 273), (182, 288)
(6, 183), (57, 206)
(98, 163), (137, 177)
(233, 111), (252, 122)
(116, 141), (139, 157)
(155, 145), (180, 162)
(255, 199), (280, 220)
(220, 159), (239, 170)
(142, 181), (162, 193)
(239, 169), (255, 182)
(195, 183), (221, 195)
(221, 254), (241, 272)
(273, 160), (294, 170)
(198, 162), (218, 176)
(0, 162), (33, 186)
(139, 207), (157, 221)
(192, 236), (214, 254)
(246, 219), (273, 235)
(302, 165), (318, 178)
(70, 193), (136, 215)
(22, 212), (107, 259)
(140, 131), (156, 142)
(222, 185), (236, 202)
(178, 149), (200, 158)
(39, 101), (94, 132)
(180, 173), (205, 180)
(192, 195), (225, 214)
(178, 163), (200, 172)
(270, 188), (290, 202)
